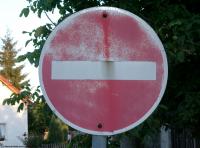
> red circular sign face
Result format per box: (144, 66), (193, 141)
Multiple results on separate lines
(39, 7), (168, 135)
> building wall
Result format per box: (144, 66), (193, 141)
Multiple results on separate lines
(0, 82), (28, 146)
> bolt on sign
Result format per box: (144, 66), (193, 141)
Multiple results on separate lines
(39, 7), (168, 135)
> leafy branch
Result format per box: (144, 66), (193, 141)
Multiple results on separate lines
(3, 82), (43, 112)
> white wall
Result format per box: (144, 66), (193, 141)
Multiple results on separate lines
(0, 82), (28, 146)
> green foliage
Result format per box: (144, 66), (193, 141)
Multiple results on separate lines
(20, 7), (30, 17)
(23, 133), (43, 147)
(0, 32), (26, 89)
(67, 134), (91, 148)
(18, 24), (52, 67)
(47, 115), (66, 144)
(28, 100), (53, 134)
(3, 81), (42, 112)
(107, 136), (120, 148)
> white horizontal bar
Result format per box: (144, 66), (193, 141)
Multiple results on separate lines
(51, 61), (156, 80)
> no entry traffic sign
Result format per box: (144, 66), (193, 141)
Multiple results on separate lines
(39, 7), (168, 135)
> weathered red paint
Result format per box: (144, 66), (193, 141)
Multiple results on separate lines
(40, 7), (167, 135)
(102, 11), (110, 60)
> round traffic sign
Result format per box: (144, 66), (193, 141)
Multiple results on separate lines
(39, 7), (168, 135)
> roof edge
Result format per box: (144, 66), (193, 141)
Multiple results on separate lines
(0, 75), (20, 94)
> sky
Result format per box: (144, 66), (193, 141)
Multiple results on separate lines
(0, 0), (59, 88)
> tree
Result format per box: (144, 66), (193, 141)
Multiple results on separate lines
(47, 115), (67, 144)
(28, 101), (53, 135)
(0, 32), (31, 112)
(27, 100), (68, 145)
(16, 0), (200, 145)
(0, 32), (26, 89)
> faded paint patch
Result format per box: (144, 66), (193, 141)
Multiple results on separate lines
(49, 17), (105, 61)
(69, 81), (108, 94)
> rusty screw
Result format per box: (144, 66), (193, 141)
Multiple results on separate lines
(102, 12), (108, 18)
(97, 123), (103, 129)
